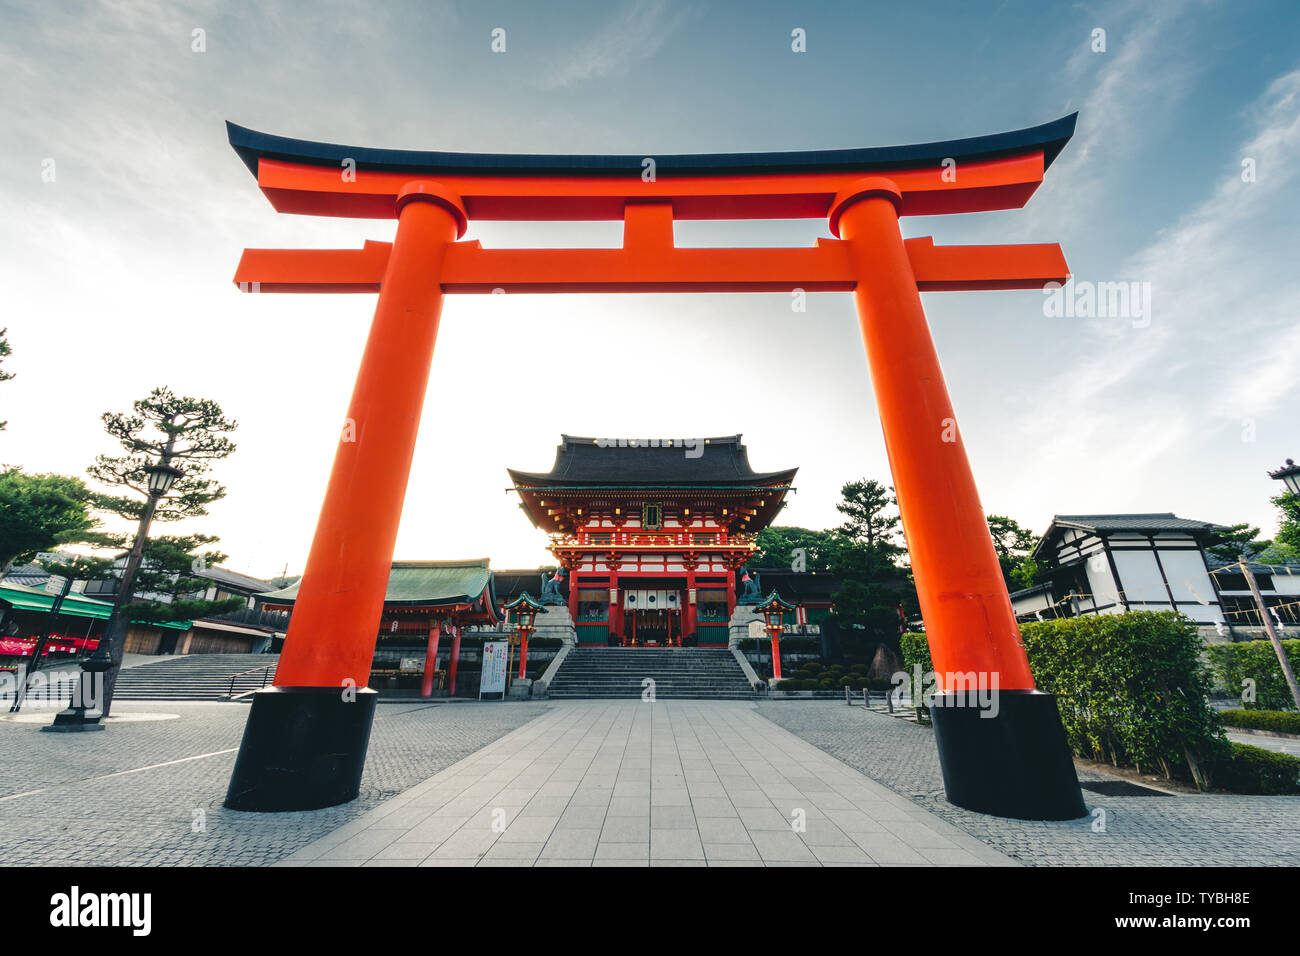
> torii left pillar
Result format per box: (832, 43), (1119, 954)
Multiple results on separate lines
(225, 182), (467, 811)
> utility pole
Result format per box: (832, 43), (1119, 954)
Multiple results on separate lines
(1239, 556), (1300, 711)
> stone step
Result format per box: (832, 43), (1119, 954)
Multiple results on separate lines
(546, 648), (754, 700)
(111, 655), (279, 700)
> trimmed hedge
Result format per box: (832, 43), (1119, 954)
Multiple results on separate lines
(1208, 743), (1300, 795)
(1219, 709), (1300, 735)
(904, 614), (1226, 788)
(899, 632), (933, 720)
(1204, 640), (1300, 711)
(1020, 612), (1225, 788)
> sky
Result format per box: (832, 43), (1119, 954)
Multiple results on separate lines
(2, 0), (1298, 578)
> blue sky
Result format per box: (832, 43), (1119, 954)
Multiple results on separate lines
(2, 0), (1298, 575)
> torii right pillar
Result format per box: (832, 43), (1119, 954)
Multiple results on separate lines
(832, 178), (1085, 821)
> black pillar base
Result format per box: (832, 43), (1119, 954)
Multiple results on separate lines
(43, 709), (106, 732)
(929, 689), (1087, 821)
(224, 686), (378, 812)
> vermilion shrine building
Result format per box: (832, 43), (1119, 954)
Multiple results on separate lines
(508, 434), (796, 648)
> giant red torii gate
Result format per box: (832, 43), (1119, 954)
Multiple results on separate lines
(223, 116), (1086, 821)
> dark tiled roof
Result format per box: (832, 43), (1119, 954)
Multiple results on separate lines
(1033, 513), (1230, 560)
(492, 570), (556, 605)
(1051, 513), (1229, 533)
(508, 434), (796, 488)
(2, 563), (49, 589)
(195, 566), (279, 594)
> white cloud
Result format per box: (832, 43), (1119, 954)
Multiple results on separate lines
(538, 0), (689, 90)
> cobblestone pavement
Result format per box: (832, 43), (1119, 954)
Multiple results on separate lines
(0, 700), (549, 866)
(277, 700), (1013, 867)
(755, 701), (1300, 866)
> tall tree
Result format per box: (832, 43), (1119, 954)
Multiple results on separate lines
(0, 469), (96, 573)
(1272, 491), (1300, 552)
(0, 327), (12, 430)
(1205, 522), (1264, 566)
(836, 478), (902, 556)
(67, 388), (239, 719)
(986, 514), (1044, 590)
(826, 479), (918, 662)
(750, 526), (837, 571)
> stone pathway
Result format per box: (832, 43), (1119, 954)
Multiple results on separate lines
(757, 701), (1300, 866)
(277, 700), (1012, 867)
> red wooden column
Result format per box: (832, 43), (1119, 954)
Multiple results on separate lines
(685, 570), (698, 641)
(829, 178), (1084, 821)
(516, 627), (530, 679)
(420, 618), (443, 697)
(609, 575), (621, 644)
(769, 627), (783, 681)
(274, 182), (467, 689)
(831, 178), (1033, 691)
(447, 625), (462, 695)
(225, 181), (468, 812)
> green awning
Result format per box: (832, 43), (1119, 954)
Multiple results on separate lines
(0, 583), (191, 629)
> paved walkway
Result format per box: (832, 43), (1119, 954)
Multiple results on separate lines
(277, 700), (1012, 867)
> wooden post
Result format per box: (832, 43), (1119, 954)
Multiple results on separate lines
(1240, 557), (1300, 710)
(420, 618), (442, 698)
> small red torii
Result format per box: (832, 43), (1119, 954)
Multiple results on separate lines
(223, 115), (1086, 821)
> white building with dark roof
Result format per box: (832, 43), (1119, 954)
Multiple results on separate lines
(1010, 513), (1230, 625)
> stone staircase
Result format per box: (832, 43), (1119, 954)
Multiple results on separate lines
(546, 647), (754, 700)
(111, 654), (279, 701)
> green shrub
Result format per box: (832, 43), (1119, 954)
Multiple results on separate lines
(1019, 612), (1225, 788)
(840, 674), (866, 690)
(865, 678), (894, 692)
(1219, 709), (1300, 735)
(1205, 640), (1300, 710)
(818, 678), (836, 691)
(899, 632), (933, 715)
(903, 614), (1227, 788)
(1208, 743), (1300, 795)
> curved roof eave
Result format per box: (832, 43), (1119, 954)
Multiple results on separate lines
(506, 468), (800, 488)
(227, 114), (1077, 179)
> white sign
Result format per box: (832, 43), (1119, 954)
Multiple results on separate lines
(479, 641), (508, 697)
(398, 657), (423, 674)
(748, 620), (766, 640)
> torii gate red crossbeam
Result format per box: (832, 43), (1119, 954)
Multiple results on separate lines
(223, 116), (1086, 821)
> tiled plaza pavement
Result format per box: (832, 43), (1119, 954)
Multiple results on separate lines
(0, 699), (549, 866)
(756, 701), (1300, 866)
(277, 700), (1013, 867)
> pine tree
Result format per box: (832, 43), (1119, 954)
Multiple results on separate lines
(65, 387), (239, 719)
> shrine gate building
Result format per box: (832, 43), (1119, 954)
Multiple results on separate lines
(509, 435), (795, 648)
